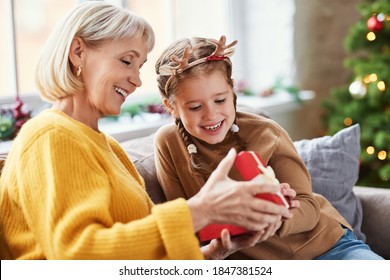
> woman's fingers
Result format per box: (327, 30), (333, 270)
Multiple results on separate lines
(206, 181), (290, 230)
(191, 151), (297, 232)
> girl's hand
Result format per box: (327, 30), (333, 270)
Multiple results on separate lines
(242, 183), (300, 238)
(201, 229), (267, 260)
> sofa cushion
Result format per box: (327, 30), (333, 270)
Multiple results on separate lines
(293, 124), (365, 241)
(353, 186), (390, 259)
(121, 134), (166, 204)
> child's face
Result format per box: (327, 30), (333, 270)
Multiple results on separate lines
(170, 70), (236, 144)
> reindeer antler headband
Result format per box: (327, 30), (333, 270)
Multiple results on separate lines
(158, 35), (237, 96)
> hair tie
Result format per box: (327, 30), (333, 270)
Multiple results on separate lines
(230, 124), (239, 133)
(187, 144), (197, 154)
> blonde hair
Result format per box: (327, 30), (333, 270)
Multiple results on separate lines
(36, 1), (155, 102)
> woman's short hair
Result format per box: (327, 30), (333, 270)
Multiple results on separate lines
(35, 1), (155, 102)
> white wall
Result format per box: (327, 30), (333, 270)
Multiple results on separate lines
(231, 0), (295, 93)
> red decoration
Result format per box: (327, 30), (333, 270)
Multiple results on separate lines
(197, 151), (290, 242)
(206, 55), (226, 61)
(367, 15), (384, 32)
(12, 96), (32, 136)
(147, 104), (166, 114)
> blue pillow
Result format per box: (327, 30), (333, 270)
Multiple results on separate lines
(293, 124), (365, 241)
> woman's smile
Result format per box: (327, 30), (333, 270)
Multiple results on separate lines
(114, 86), (129, 99)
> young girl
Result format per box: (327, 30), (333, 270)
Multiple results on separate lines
(154, 35), (384, 260)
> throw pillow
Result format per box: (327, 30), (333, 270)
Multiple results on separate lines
(293, 124), (365, 241)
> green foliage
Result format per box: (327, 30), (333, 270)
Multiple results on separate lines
(272, 77), (302, 103)
(0, 115), (15, 140)
(241, 89), (256, 96)
(121, 103), (143, 117)
(102, 95), (165, 121)
(379, 163), (390, 182)
(323, 0), (390, 188)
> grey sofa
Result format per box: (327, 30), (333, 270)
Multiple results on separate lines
(122, 133), (390, 260)
(353, 186), (390, 259)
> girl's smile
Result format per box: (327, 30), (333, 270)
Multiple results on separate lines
(202, 120), (225, 135)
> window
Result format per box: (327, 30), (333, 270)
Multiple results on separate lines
(0, 0), (79, 100)
(1, 0), (295, 106)
(231, 0), (296, 93)
(124, 0), (233, 102)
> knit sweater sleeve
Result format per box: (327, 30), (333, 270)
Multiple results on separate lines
(11, 127), (202, 259)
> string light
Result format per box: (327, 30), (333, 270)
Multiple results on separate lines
(361, 74), (386, 92)
(369, 73), (378, 82)
(343, 117), (353, 126)
(378, 150), (387, 160)
(366, 146), (375, 155)
(367, 32), (376, 41)
(377, 81), (386, 92)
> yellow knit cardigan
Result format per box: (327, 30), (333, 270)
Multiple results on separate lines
(0, 109), (202, 260)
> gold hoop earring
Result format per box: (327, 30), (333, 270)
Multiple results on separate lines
(76, 65), (82, 77)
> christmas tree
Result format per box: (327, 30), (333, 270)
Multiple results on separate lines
(323, 0), (390, 188)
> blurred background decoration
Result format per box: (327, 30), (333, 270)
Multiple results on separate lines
(323, 0), (390, 188)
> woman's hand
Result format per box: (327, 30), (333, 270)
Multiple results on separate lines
(236, 183), (301, 239)
(188, 149), (291, 232)
(201, 229), (268, 260)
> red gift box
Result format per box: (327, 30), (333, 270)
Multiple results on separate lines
(235, 151), (290, 208)
(198, 151), (290, 242)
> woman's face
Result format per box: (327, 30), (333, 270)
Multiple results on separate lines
(82, 36), (148, 117)
(169, 70), (236, 145)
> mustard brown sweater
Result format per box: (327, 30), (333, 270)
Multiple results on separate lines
(0, 109), (202, 260)
(154, 111), (350, 260)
